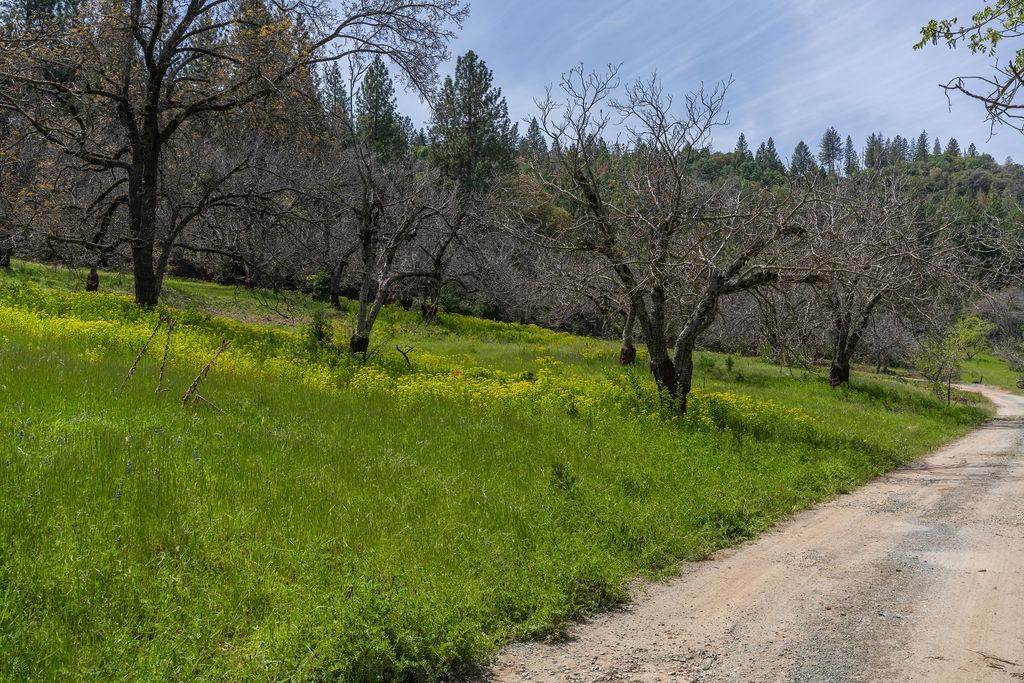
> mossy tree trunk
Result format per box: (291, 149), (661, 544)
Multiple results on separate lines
(85, 266), (99, 292)
(618, 305), (636, 365)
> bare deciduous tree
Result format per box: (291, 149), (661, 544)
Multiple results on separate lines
(0, 0), (466, 304)
(325, 143), (454, 354)
(509, 65), (822, 414)
(809, 173), (962, 387)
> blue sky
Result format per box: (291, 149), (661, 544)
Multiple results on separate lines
(396, 0), (1024, 162)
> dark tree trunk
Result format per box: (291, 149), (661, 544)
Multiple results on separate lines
(421, 271), (441, 323)
(829, 351), (851, 387)
(85, 266), (99, 292)
(127, 123), (163, 307)
(619, 305), (637, 365)
(0, 246), (11, 269)
(669, 285), (721, 415)
(420, 298), (439, 324)
(828, 307), (853, 387)
(829, 314), (868, 388)
(132, 244), (160, 306)
(674, 338), (698, 415)
(828, 292), (885, 388)
(329, 260), (345, 310)
(644, 284), (679, 399)
(650, 357), (677, 399)
(349, 334), (369, 355)
(619, 345), (636, 365)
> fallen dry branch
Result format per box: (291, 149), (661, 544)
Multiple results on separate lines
(181, 340), (230, 409)
(190, 394), (225, 414)
(156, 318), (176, 395)
(119, 315), (169, 391)
(396, 345), (414, 367)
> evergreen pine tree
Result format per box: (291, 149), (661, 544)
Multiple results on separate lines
(967, 142), (979, 157)
(23, 0), (76, 22)
(355, 57), (407, 158)
(890, 135), (910, 164)
(287, 16), (327, 129)
(864, 133), (885, 169)
(430, 50), (518, 192)
(791, 141), (818, 177)
(915, 131), (930, 162)
(322, 62), (351, 140)
(818, 126), (843, 173)
(735, 133), (753, 161)
(765, 137), (783, 171)
(933, 137), (943, 156)
(844, 135), (859, 175)
(946, 137), (962, 157)
(523, 117), (547, 158)
(755, 137), (784, 173)
(400, 115), (416, 146)
(589, 136), (611, 159)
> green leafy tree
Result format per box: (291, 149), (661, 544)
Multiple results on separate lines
(429, 50), (518, 193)
(917, 3), (1024, 131)
(951, 314), (996, 359)
(818, 126), (843, 173)
(946, 137), (962, 157)
(915, 316), (994, 404)
(915, 333), (964, 405)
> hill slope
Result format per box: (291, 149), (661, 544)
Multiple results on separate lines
(0, 262), (991, 680)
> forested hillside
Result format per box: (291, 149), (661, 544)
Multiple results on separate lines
(2, 10), (1021, 404)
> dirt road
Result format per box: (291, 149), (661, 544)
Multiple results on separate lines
(486, 386), (1024, 682)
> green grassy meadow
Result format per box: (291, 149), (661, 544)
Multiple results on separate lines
(0, 261), (994, 680)
(961, 351), (1023, 394)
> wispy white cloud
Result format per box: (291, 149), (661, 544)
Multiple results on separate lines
(395, 0), (1024, 160)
